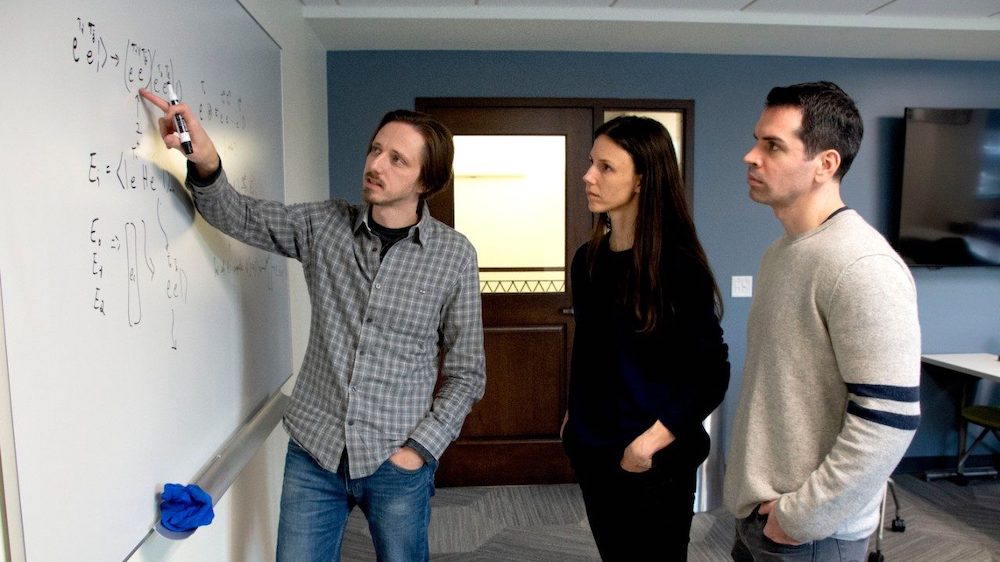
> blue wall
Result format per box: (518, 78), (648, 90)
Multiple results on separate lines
(326, 51), (1000, 464)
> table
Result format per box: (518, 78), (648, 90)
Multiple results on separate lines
(922, 353), (1000, 383)
(920, 353), (1000, 481)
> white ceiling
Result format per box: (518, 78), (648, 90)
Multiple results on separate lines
(299, 0), (1000, 60)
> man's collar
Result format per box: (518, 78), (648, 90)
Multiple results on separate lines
(354, 201), (435, 246)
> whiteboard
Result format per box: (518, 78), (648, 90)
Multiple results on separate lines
(0, 1), (289, 560)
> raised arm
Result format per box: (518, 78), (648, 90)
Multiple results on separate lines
(139, 87), (220, 178)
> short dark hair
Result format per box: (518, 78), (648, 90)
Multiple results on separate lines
(369, 109), (454, 199)
(765, 81), (864, 180)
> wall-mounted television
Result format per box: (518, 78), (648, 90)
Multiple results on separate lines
(892, 108), (1000, 267)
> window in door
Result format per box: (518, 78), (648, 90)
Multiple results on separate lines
(453, 135), (567, 294)
(603, 109), (685, 170)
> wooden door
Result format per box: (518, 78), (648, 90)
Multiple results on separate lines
(416, 100), (595, 486)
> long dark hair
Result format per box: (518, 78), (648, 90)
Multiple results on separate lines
(588, 115), (722, 332)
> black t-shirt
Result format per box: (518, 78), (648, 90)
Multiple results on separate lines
(368, 211), (412, 260)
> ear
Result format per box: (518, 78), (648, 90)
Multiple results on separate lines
(634, 174), (642, 193)
(815, 149), (842, 182)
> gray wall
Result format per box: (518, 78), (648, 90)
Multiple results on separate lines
(326, 51), (1000, 463)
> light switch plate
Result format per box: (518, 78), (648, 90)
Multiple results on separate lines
(732, 276), (753, 298)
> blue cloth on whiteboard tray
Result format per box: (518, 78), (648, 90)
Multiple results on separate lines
(159, 483), (215, 532)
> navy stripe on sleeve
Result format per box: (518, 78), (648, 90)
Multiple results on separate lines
(846, 383), (920, 402)
(847, 401), (921, 430)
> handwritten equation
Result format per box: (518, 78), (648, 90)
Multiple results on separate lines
(70, 15), (275, 350)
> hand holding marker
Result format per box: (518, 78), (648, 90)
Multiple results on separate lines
(139, 86), (221, 178)
(165, 82), (194, 155)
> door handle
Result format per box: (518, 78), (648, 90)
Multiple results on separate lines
(560, 307), (574, 316)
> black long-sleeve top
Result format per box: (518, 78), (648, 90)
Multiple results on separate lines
(562, 238), (730, 472)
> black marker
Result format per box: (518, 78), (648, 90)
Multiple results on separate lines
(165, 82), (194, 155)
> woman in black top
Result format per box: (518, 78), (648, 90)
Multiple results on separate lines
(561, 116), (730, 561)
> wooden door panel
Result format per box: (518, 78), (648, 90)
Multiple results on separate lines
(417, 100), (593, 486)
(462, 326), (566, 437)
(418, 97), (697, 489)
(436, 324), (575, 486)
(435, 441), (574, 487)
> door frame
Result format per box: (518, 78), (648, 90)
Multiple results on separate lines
(415, 97), (696, 486)
(417, 97), (696, 210)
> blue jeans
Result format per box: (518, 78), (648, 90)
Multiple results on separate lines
(276, 439), (436, 562)
(731, 505), (869, 562)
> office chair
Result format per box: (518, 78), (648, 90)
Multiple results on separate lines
(954, 405), (1000, 484)
(867, 478), (905, 562)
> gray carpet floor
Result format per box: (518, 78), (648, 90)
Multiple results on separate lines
(342, 473), (1000, 561)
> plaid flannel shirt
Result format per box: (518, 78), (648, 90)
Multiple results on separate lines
(188, 166), (486, 478)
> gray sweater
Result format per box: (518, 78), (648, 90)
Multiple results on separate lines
(723, 210), (921, 542)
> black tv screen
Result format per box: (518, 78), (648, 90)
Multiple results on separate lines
(893, 108), (1000, 267)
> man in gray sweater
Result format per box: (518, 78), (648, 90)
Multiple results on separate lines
(723, 81), (921, 561)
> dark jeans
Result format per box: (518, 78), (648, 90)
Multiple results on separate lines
(731, 505), (869, 562)
(576, 462), (697, 562)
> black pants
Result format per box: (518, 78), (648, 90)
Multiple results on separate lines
(576, 462), (697, 562)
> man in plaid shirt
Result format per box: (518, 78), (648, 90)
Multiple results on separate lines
(141, 88), (486, 562)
